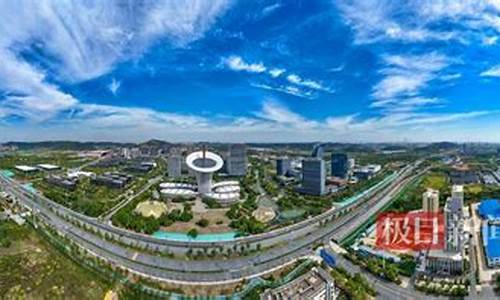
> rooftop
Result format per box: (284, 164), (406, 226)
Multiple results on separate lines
(478, 199), (500, 220)
(37, 163), (60, 170)
(482, 224), (500, 260)
(15, 165), (38, 172)
(261, 267), (333, 300)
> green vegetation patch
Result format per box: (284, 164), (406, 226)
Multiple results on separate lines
(0, 221), (110, 299)
(112, 191), (193, 234)
(329, 266), (376, 300)
(35, 177), (122, 217)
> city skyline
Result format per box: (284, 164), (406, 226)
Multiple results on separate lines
(2, 1), (500, 143)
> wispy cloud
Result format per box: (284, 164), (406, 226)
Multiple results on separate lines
(254, 100), (318, 128)
(223, 56), (266, 73)
(441, 73), (462, 81)
(371, 97), (444, 112)
(269, 68), (285, 78)
(251, 83), (315, 99)
(480, 65), (500, 77)
(336, 0), (458, 44)
(108, 78), (121, 95)
(373, 53), (450, 101)
(286, 74), (334, 93)
(0, 0), (230, 122)
(483, 36), (498, 45)
(225, 56), (333, 96)
(261, 2), (282, 17)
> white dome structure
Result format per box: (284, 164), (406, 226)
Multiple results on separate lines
(186, 150), (223, 194)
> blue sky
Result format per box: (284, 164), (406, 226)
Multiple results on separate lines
(2, 0), (500, 142)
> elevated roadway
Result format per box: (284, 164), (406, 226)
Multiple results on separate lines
(0, 162), (421, 283)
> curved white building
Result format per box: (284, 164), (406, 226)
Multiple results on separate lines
(160, 149), (240, 206)
(186, 150), (224, 194)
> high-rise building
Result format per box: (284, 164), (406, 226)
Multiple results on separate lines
(167, 155), (182, 178)
(276, 157), (291, 176)
(226, 144), (247, 176)
(450, 185), (464, 217)
(331, 153), (348, 179)
(444, 185), (464, 253)
(425, 185), (465, 275)
(300, 158), (326, 196)
(422, 188), (440, 212)
(348, 158), (355, 169)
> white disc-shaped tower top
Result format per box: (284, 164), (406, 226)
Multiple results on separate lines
(186, 150), (224, 173)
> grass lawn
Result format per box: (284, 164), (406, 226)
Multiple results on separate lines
(0, 220), (111, 299)
(421, 173), (448, 191)
(466, 184), (483, 195)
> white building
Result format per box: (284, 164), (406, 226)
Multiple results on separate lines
(425, 185), (465, 275)
(422, 188), (440, 213)
(161, 149), (240, 206)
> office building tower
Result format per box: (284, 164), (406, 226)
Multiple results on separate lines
(226, 144), (247, 176)
(301, 158), (326, 196)
(422, 188), (440, 213)
(331, 153), (348, 179)
(276, 157), (291, 176)
(167, 155), (182, 178)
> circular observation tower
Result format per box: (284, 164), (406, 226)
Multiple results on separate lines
(185, 149), (224, 194)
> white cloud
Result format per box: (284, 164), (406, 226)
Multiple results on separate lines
(269, 68), (285, 77)
(286, 74), (334, 93)
(441, 73), (462, 81)
(373, 53), (450, 100)
(0, 0), (230, 122)
(371, 97), (444, 113)
(480, 65), (500, 77)
(224, 56), (266, 73)
(261, 2), (282, 17)
(254, 100), (318, 128)
(0, 1), (230, 82)
(483, 36), (498, 45)
(251, 83), (315, 99)
(108, 78), (121, 95)
(336, 0), (458, 44)
(0, 50), (77, 121)
(69, 103), (209, 129)
(336, 0), (500, 45)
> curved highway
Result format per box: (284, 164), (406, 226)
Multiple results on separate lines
(0, 162), (421, 283)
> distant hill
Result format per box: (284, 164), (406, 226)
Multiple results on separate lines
(417, 142), (458, 151)
(138, 139), (173, 148)
(3, 141), (136, 151)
